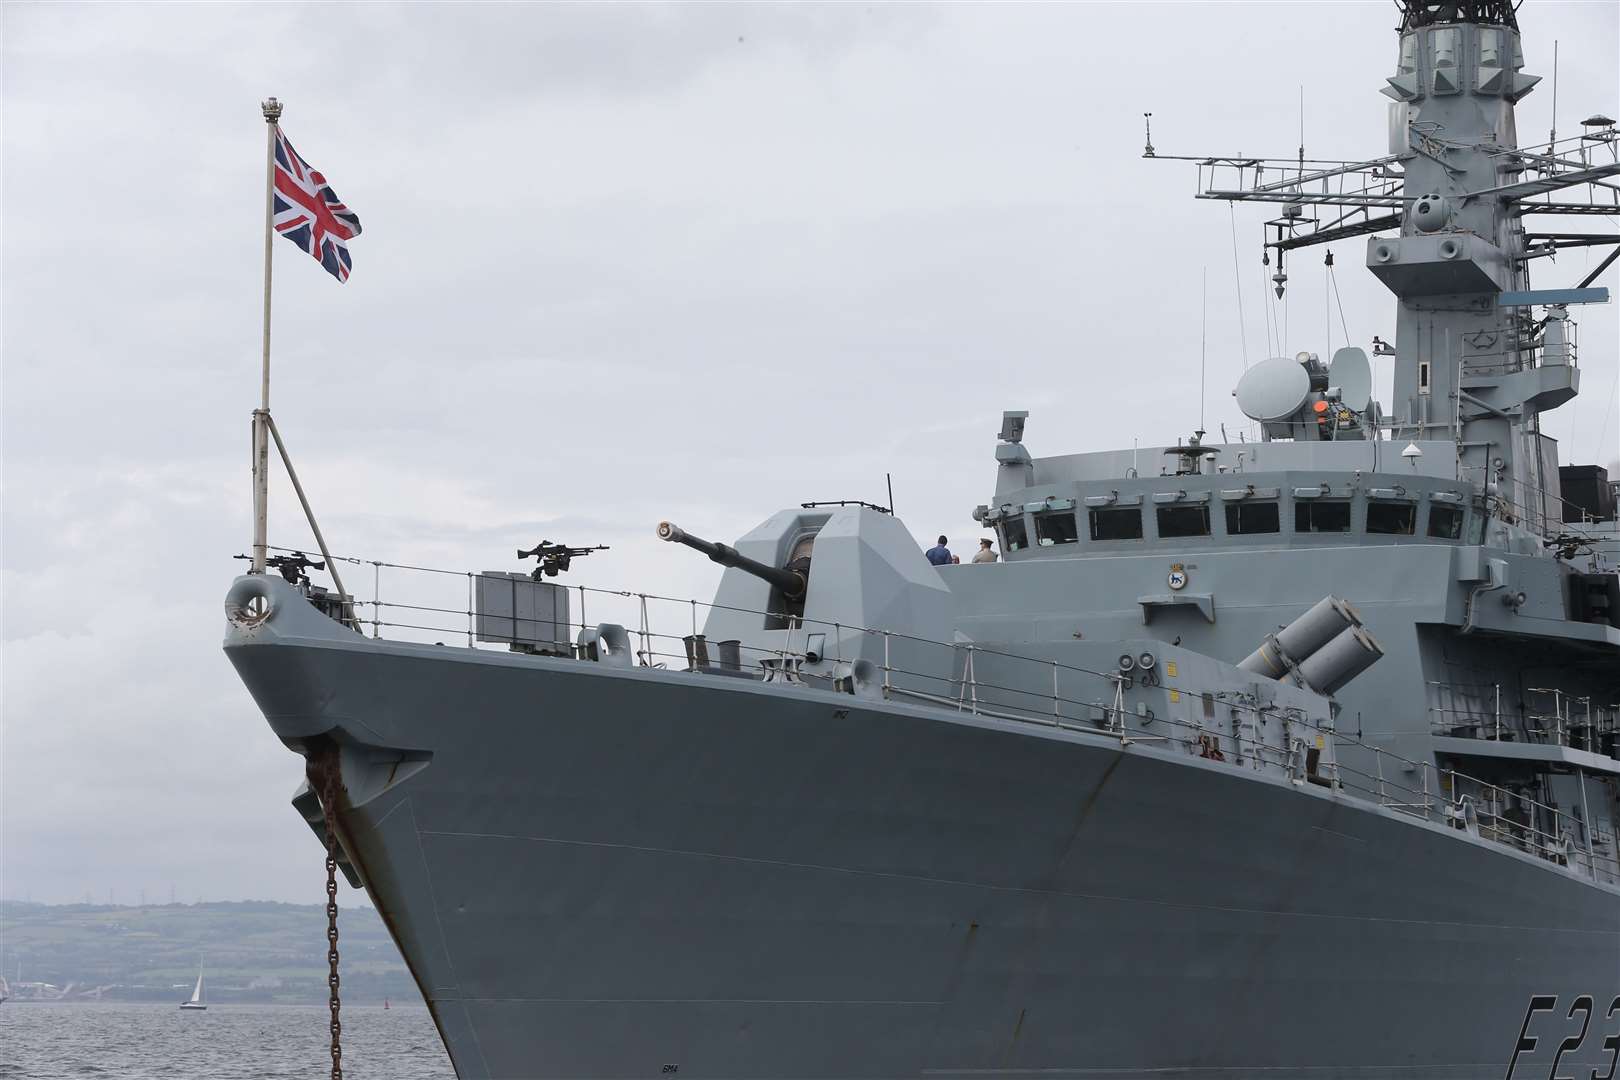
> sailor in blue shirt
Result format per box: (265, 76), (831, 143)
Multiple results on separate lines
(925, 536), (954, 566)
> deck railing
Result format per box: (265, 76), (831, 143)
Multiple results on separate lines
(1427, 679), (1620, 758)
(258, 544), (1620, 887)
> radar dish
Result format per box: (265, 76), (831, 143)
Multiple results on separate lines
(1329, 346), (1373, 413)
(1235, 356), (1311, 422)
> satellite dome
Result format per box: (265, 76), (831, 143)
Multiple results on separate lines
(1235, 356), (1312, 422)
(1328, 346), (1373, 414)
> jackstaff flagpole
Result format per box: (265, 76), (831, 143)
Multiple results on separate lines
(252, 97), (282, 575)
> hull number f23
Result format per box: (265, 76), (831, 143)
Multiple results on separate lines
(1505, 995), (1620, 1080)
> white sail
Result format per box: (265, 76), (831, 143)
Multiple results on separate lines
(179, 959), (206, 1009)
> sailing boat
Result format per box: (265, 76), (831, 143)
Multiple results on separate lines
(179, 959), (206, 1010)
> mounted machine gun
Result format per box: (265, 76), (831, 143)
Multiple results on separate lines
(517, 541), (609, 579)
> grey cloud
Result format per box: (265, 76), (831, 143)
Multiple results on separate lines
(3, 1), (1615, 904)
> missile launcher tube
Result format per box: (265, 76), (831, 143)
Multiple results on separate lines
(1238, 596), (1362, 678)
(1296, 625), (1385, 696)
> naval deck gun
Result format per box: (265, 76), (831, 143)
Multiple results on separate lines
(657, 521), (808, 600)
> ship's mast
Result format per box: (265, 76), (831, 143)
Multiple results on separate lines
(1379, 0), (1549, 498)
(1152, 0), (1619, 531)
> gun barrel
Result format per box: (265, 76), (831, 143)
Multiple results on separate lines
(657, 521), (805, 598)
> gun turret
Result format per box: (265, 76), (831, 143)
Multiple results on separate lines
(657, 521), (807, 599)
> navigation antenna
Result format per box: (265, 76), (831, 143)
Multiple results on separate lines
(1229, 203), (1250, 369)
(1200, 266), (1208, 434)
(1298, 85), (1305, 174)
(1324, 249), (1332, 358)
(1547, 40), (1558, 153)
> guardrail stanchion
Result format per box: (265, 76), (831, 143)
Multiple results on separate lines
(371, 561), (382, 639)
(466, 572), (475, 648)
(1576, 767), (1596, 875)
(637, 593), (651, 666)
(1051, 661), (1060, 725)
(882, 632), (891, 695)
(967, 646), (978, 715)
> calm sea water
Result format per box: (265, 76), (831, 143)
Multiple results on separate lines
(0, 1003), (455, 1080)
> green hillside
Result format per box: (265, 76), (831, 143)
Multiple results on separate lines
(0, 900), (420, 1004)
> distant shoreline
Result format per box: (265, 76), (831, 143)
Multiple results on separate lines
(2, 899), (418, 1006)
(1, 1000), (428, 1009)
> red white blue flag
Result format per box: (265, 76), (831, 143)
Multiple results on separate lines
(272, 127), (361, 283)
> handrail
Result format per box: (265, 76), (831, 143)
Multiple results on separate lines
(261, 544), (1619, 887)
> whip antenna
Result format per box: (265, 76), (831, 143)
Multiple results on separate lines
(1200, 266), (1208, 433)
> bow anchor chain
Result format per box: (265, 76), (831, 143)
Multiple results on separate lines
(309, 749), (347, 1080)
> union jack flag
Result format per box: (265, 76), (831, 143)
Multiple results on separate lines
(273, 127), (361, 283)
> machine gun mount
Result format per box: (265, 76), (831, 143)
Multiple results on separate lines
(517, 541), (609, 579)
(236, 550), (326, 587)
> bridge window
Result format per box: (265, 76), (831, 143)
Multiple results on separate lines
(1156, 504), (1210, 538)
(1428, 504), (1464, 539)
(1295, 499), (1352, 533)
(1367, 501), (1416, 535)
(1089, 506), (1143, 541)
(1000, 516), (1029, 552)
(1225, 501), (1280, 534)
(1034, 510), (1079, 546)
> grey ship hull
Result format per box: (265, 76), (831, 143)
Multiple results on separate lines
(228, 604), (1620, 1080)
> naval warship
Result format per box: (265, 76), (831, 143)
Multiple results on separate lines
(226, 2), (1620, 1077)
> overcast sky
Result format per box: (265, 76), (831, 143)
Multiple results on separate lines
(3, 1), (1616, 906)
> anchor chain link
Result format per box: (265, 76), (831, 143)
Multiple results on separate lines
(319, 755), (344, 1080)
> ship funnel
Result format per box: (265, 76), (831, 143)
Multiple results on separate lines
(1238, 596), (1382, 695)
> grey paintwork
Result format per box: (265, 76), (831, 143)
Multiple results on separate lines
(225, 579), (1618, 1079)
(223, 4), (1620, 1078)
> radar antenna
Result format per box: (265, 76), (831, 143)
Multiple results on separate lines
(1148, 1), (1617, 525)
(1397, 1), (1518, 32)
